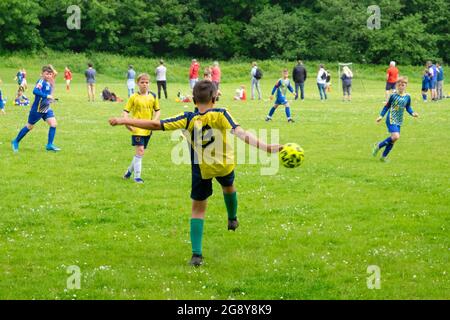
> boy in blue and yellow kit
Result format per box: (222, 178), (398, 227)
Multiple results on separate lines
(12, 65), (60, 152)
(122, 73), (160, 183)
(265, 69), (297, 123)
(110, 80), (283, 266)
(372, 76), (419, 162)
(0, 86), (5, 114)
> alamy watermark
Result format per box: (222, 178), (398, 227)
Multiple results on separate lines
(170, 128), (280, 175)
(66, 265), (81, 290)
(67, 5), (81, 30)
(367, 265), (381, 289)
(367, 5), (381, 30)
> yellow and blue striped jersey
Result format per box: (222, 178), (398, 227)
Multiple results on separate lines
(161, 108), (240, 179)
(124, 91), (160, 136)
(381, 93), (413, 126)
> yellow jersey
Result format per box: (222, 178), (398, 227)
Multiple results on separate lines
(124, 91), (160, 136)
(161, 108), (240, 179)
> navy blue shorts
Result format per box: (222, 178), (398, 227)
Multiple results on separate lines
(385, 82), (396, 90)
(275, 98), (288, 105)
(28, 109), (55, 125)
(131, 134), (151, 149)
(429, 79), (437, 89)
(191, 164), (235, 201)
(386, 120), (401, 133)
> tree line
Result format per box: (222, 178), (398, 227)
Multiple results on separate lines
(0, 0), (448, 65)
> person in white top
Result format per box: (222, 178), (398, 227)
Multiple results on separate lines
(316, 64), (327, 101)
(155, 59), (167, 99)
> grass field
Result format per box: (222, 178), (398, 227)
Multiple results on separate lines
(0, 59), (449, 299)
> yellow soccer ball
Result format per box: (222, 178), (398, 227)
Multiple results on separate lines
(279, 143), (304, 168)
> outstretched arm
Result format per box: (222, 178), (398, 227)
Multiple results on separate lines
(406, 98), (419, 118)
(109, 117), (162, 130)
(232, 126), (282, 153)
(376, 96), (391, 122)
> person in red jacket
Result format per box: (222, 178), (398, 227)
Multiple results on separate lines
(64, 66), (73, 91)
(189, 59), (200, 90)
(385, 61), (399, 102)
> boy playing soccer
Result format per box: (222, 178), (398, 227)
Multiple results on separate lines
(0, 87), (5, 114)
(372, 76), (419, 162)
(265, 69), (297, 123)
(11, 65), (60, 152)
(109, 80), (283, 266)
(122, 73), (160, 183)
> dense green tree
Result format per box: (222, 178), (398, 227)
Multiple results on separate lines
(0, 0), (447, 64)
(0, 0), (42, 51)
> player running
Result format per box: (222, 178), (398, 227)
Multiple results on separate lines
(11, 65), (60, 152)
(372, 76), (419, 162)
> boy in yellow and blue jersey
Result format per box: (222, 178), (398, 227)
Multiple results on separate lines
(12, 65), (60, 152)
(109, 80), (283, 266)
(0, 87), (5, 114)
(265, 69), (297, 123)
(372, 76), (419, 162)
(122, 73), (160, 183)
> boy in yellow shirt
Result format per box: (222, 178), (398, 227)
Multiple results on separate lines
(110, 80), (283, 266)
(122, 73), (160, 183)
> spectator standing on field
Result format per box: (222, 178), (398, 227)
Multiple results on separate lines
(385, 61), (399, 102)
(292, 60), (307, 100)
(316, 64), (327, 101)
(189, 59), (200, 90)
(21, 68), (28, 90)
(436, 62), (444, 100)
(211, 61), (221, 100)
(156, 59), (167, 99)
(64, 66), (72, 91)
(127, 65), (136, 97)
(426, 61), (438, 101)
(85, 63), (96, 102)
(340, 66), (353, 102)
(250, 61), (262, 100)
(14, 69), (24, 90)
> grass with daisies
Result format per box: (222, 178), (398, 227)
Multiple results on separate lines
(0, 54), (448, 299)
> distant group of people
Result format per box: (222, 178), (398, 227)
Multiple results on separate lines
(252, 60), (350, 102)
(189, 59), (221, 93)
(422, 61), (444, 102)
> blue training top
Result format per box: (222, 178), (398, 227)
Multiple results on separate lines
(31, 79), (53, 113)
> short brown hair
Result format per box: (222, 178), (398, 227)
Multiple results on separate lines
(136, 73), (150, 82)
(397, 76), (408, 84)
(42, 65), (54, 73)
(193, 80), (217, 104)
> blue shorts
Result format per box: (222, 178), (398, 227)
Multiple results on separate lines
(28, 109), (55, 125)
(275, 98), (288, 105)
(191, 164), (235, 201)
(422, 83), (429, 91)
(429, 79), (437, 89)
(131, 134), (151, 149)
(386, 120), (401, 133)
(0, 100), (4, 109)
(385, 82), (396, 90)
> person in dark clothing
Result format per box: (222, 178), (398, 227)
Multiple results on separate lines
(292, 60), (307, 100)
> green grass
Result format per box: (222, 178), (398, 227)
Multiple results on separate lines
(0, 57), (449, 300)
